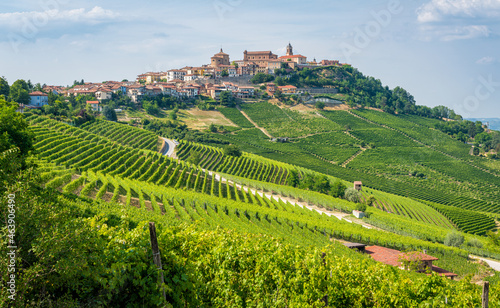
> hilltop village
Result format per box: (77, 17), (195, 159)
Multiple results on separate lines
(23, 43), (345, 110)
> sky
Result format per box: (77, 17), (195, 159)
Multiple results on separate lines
(0, 0), (499, 118)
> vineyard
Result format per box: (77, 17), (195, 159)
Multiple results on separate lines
(175, 140), (292, 185)
(10, 109), (500, 306)
(29, 114), (487, 239)
(41, 159), (472, 257)
(79, 118), (160, 151)
(211, 105), (500, 231)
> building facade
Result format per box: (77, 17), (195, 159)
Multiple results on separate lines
(29, 91), (49, 107)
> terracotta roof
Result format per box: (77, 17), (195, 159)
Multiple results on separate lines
(279, 55), (307, 59)
(278, 85), (297, 89)
(29, 91), (48, 96)
(245, 51), (276, 54)
(354, 181), (363, 185)
(365, 246), (401, 266)
(86, 101), (99, 104)
(431, 266), (458, 278)
(366, 246), (440, 266)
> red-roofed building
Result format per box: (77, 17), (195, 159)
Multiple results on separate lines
(277, 85), (297, 94)
(86, 100), (102, 112)
(29, 91), (49, 108)
(279, 54), (307, 65)
(354, 181), (362, 191)
(320, 60), (340, 66)
(365, 245), (457, 279)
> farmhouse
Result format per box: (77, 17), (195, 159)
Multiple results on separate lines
(365, 245), (457, 279)
(29, 91), (49, 108)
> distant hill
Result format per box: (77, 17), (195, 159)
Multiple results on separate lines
(466, 118), (500, 131)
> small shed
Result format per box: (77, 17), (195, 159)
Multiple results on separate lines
(352, 210), (365, 219)
(343, 242), (366, 252)
(354, 181), (362, 191)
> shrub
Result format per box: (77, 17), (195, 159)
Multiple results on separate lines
(330, 180), (347, 198)
(465, 238), (483, 248)
(344, 187), (361, 203)
(366, 195), (376, 207)
(224, 145), (241, 157)
(355, 203), (367, 212)
(444, 232), (464, 247)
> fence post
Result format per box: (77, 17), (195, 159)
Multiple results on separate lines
(321, 252), (328, 307)
(149, 222), (166, 301)
(483, 281), (489, 308)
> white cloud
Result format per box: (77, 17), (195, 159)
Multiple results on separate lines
(417, 0), (500, 22)
(418, 24), (490, 41)
(0, 6), (119, 28)
(476, 56), (495, 64)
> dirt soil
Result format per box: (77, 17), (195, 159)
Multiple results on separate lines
(181, 108), (238, 130)
(324, 104), (350, 111)
(101, 192), (113, 203)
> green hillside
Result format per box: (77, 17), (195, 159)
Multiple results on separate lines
(213, 103), (500, 232)
(3, 95), (500, 306)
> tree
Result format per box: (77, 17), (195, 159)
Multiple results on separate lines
(221, 69), (229, 77)
(0, 97), (33, 160)
(187, 151), (202, 165)
(312, 175), (331, 194)
(366, 195), (376, 207)
(315, 101), (325, 110)
(0, 76), (9, 98)
(10, 79), (30, 105)
(330, 180), (347, 198)
(456, 131), (468, 143)
(103, 106), (117, 121)
(344, 187), (361, 203)
(224, 144), (241, 157)
(444, 232), (464, 247)
(143, 101), (161, 116)
(219, 91), (235, 107)
(472, 147), (480, 156)
(250, 73), (274, 84)
(169, 111), (177, 120)
(209, 123), (217, 133)
(286, 169), (299, 187)
(355, 203), (367, 212)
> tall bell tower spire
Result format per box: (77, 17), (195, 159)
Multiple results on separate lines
(286, 42), (293, 56)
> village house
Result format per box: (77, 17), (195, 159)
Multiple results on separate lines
(28, 91), (49, 108)
(167, 69), (187, 82)
(277, 85), (297, 94)
(96, 88), (113, 101)
(86, 100), (102, 112)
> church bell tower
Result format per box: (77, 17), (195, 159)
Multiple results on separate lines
(286, 42), (293, 56)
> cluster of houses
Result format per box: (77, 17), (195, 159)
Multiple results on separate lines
(22, 43), (345, 110)
(138, 43), (345, 83)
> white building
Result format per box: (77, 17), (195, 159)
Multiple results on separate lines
(167, 69), (187, 82)
(96, 89), (113, 101)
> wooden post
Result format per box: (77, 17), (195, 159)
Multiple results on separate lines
(149, 222), (166, 301)
(321, 252), (328, 307)
(483, 281), (489, 308)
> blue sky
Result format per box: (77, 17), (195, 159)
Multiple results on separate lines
(0, 0), (499, 117)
